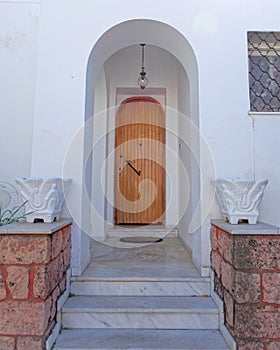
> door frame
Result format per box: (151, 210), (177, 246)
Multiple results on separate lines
(105, 88), (167, 227)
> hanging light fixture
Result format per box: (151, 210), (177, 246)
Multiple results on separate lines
(137, 43), (149, 89)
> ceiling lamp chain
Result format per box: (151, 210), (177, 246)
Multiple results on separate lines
(137, 43), (149, 89)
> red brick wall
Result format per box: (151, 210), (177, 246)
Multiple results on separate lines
(211, 224), (280, 350)
(0, 223), (71, 350)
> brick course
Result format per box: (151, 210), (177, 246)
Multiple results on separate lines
(266, 342), (280, 350)
(17, 337), (43, 350)
(0, 221), (71, 350)
(0, 236), (51, 264)
(233, 236), (280, 270)
(211, 223), (280, 350)
(6, 266), (29, 299)
(262, 273), (280, 304)
(0, 337), (15, 350)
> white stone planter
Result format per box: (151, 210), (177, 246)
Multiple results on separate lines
(15, 177), (72, 223)
(213, 179), (268, 224)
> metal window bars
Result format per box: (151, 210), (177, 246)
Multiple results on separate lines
(248, 31), (280, 112)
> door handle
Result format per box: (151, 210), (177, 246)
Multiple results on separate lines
(126, 160), (141, 176)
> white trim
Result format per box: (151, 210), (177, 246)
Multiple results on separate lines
(45, 268), (72, 350)
(0, 1), (40, 3)
(191, 254), (210, 278)
(248, 111), (280, 117)
(115, 87), (166, 108)
(177, 233), (205, 277)
(210, 270), (237, 350)
(71, 251), (91, 276)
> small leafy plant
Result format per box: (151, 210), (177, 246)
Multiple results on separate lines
(0, 200), (34, 226)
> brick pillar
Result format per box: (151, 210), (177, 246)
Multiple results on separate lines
(211, 220), (280, 350)
(0, 219), (72, 350)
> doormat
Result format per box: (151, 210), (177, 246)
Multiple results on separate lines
(120, 237), (163, 243)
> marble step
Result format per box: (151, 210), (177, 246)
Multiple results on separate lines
(54, 328), (230, 350)
(71, 267), (211, 296)
(107, 226), (178, 238)
(62, 296), (219, 330)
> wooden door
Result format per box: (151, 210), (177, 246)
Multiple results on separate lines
(114, 96), (165, 224)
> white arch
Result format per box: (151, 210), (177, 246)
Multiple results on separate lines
(81, 19), (210, 275)
(85, 19), (199, 125)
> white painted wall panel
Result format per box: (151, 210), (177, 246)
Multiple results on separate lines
(0, 2), (39, 183)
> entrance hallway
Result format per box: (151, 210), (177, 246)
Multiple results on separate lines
(54, 236), (230, 349)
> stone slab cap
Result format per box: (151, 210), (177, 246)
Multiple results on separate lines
(211, 219), (279, 235)
(0, 218), (72, 235)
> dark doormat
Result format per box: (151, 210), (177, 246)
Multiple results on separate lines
(120, 237), (163, 243)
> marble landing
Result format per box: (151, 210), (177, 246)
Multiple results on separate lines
(89, 237), (191, 260)
(54, 329), (229, 350)
(71, 238), (210, 296)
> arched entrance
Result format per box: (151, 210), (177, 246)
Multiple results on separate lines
(83, 19), (208, 275)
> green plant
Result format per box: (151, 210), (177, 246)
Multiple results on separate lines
(0, 200), (34, 226)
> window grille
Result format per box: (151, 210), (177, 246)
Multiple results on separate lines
(248, 31), (280, 112)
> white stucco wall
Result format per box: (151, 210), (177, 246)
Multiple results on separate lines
(3, 0), (278, 274)
(253, 116), (280, 226)
(0, 1), (39, 183)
